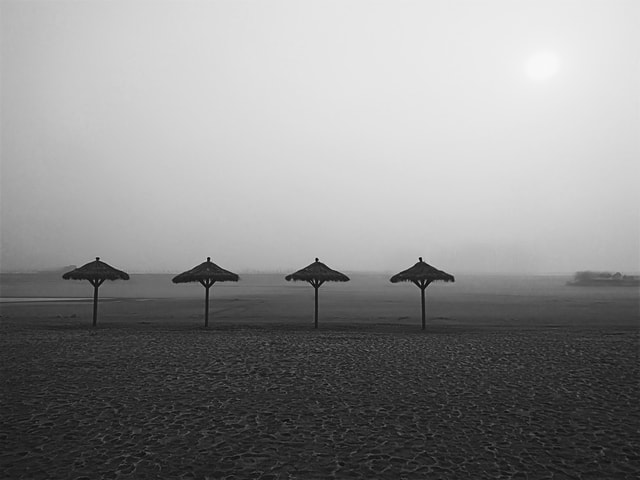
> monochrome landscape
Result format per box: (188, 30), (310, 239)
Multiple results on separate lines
(1, 0), (638, 479)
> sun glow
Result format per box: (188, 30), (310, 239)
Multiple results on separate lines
(525, 52), (560, 81)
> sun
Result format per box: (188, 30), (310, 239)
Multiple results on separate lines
(525, 52), (560, 81)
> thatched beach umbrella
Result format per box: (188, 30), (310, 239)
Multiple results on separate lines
(62, 257), (130, 327)
(285, 258), (350, 329)
(390, 257), (454, 330)
(172, 257), (239, 327)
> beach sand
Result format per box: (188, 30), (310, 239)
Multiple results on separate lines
(1, 286), (639, 479)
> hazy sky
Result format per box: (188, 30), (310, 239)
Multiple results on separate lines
(1, 0), (639, 274)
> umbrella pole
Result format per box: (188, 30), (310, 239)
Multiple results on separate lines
(90, 279), (104, 327)
(314, 284), (319, 329)
(204, 284), (210, 328)
(92, 280), (99, 327)
(420, 286), (426, 330)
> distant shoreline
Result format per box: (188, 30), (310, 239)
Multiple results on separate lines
(567, 271), (640, 287)
(567, 280), (640, 287)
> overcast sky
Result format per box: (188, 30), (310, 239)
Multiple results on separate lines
(1, 0), (638, 274)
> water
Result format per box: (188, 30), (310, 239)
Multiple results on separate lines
(1, 272), (636, 302)
(2, 273), (637, 328)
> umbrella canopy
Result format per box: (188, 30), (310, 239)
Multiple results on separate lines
(286, 258), (349, 328)
(390, 257), (454, 330)
(62, 257), (130, 282)
(172, 257), (239, 327)
(62, 257), (129, 327)
(390, 257), (454, 285)
(172, 257), (239, 284)
(285, 258), (350, 284)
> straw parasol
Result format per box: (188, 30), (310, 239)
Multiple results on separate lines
(62, 257), (130, 327)
(172, 257), (239, 327)
(390, 257), (454, 330)
(285, 258), (350, 328)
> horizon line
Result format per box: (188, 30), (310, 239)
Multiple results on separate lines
(0, 268), (601, 276)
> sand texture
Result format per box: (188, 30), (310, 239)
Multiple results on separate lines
(2, 316), (639, 479)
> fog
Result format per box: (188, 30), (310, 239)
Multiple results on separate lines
(1, 0), (638, 274)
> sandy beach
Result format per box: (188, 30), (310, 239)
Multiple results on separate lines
(1, 278), (639, 479)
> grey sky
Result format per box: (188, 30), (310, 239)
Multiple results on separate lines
(1, 0), (638, 273)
